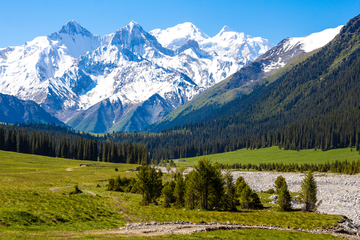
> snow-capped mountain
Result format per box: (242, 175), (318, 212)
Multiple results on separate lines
(261, 25), (343, 73)
(150, 25), (343, 132)
(151, 23), (273, 65)
(150, 22), (210, 50)
(0, 20), (274, 133)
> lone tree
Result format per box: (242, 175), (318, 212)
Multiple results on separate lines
(299, 171), (321, 212)
(277, 180), (292, 211)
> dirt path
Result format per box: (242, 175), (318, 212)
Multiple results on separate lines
(46, 221), (360, 239)
(49, 186), (71, 192)
(85, 190), (96, 196)
(66, 164), (89, 171)
(111, 196), (142, 223)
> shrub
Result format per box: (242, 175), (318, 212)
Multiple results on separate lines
(69, 185), (82, 195)
(264, 188), (275, 194)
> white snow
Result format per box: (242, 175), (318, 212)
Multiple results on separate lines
(288, 25), (343, 53)
(150, 22), (210, 50)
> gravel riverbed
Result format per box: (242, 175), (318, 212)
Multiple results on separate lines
(232, 172), (360, 225)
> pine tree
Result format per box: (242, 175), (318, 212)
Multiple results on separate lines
(299, 171), (321, 212)
(223, 169), (237, 211)
(137, 160), (162, 205)
(239, 185), (262, 210)
(184, 171), (198, 209)
(277, 181), (292, 211)
(174, 173), (185, 207)
(162, 181), (176, 208)
(274, 175), (286, 193)
(234, 176), (247, 197)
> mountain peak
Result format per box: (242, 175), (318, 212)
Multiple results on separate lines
(149, 22), (209, 49)
(58, 20), (93, 37)
(220, 25), (233, 33)
(128, 20), (140, 29)
(217, 25), (235, 37)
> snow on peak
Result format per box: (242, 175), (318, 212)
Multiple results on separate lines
(150, 22), (209, 50)
(58, 20), (93, 37)
(288, 25), (343, 53)
(127, 20), (141, 30)
(219, 25), (233, 34)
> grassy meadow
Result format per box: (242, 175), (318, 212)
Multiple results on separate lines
(175, 146), (360, 166)
(0, 150), (345, 239)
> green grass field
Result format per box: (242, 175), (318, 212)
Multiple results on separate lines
(0, 150), (344, 239)
(175, 146), (360, 166)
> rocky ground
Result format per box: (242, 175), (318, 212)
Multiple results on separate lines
(107, 219), (359, 239)
(231, 172), (360, 226)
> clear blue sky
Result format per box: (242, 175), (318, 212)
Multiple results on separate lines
(1, 0), (359, 48)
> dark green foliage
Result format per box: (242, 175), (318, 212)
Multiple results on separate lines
(277, 181), (292, 211)
(106, 176), (140, 193)
(239, 185), (263, 210)
(185, 158), (224, 210)
(274, 176), (286, 193)
(162, 181), (176, 208)
(69, 185), (82, 195)
(137, 161), (163, 205)
(300, 171), (320, 212)
(124, 177), (141, 193)
(219, 159), (360, 175)
(234, 176), (263, 210)
(0, 123), (148, 164)
(223, 169), (238, 211)
(184, 171), (198, 209)
(264, 189), (275, 194)
(174, 173), (186, 207)
(234, 176), (247, 197)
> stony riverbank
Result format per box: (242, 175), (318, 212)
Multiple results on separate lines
(232, 172), (360, 225)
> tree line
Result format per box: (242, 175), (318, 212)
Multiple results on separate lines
(0, 125), (149, 163)
(219, 159), (360, 175)
(103, 107), (360, 161)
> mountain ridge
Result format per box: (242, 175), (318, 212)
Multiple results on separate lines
(0, 93), (64, 125)
(148, 25), (342, 132)
(0, 20), (273, 133)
